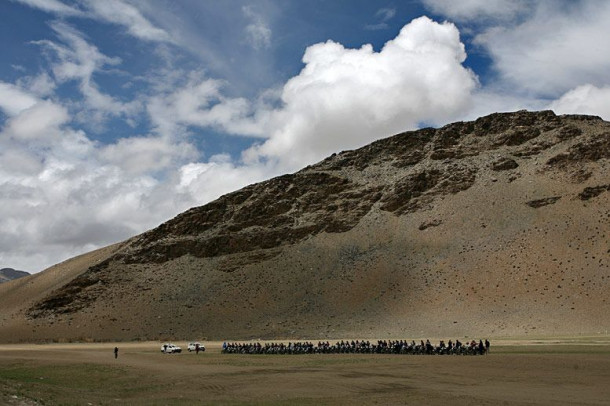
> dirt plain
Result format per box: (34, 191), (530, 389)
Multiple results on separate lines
(1, 338), (610, 405)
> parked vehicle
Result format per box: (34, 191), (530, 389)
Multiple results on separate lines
(161, 343), (182, 353)
(187, 342), (205, 352)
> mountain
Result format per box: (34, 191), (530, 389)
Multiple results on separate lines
(0, 110), (608, 343)
(0, 268), (30, 284)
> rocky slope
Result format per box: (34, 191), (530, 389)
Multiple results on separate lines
(0, 110), (608, 342)
(0, 268), (30, 284)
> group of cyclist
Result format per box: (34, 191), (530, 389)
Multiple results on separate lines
(222, 338), (490, 355)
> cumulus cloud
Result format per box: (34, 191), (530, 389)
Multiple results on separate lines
(147, 73), (265, 138)
(99, 136), (198, 175)
(549, 84), (610, 120)
(0, 70), (260, 273)
(473, 1), (610, 97)
(3, 101), (70, 141)
(244, 16), (477, 171)
(0, 122), (196, 272)
(0, 124), (256, 271)
(0, 159), (163, 272)
(0, 147), (44, 175)
(0, 85), (188, 272)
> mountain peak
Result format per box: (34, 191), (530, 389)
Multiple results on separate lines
(0, 268), (30, 284)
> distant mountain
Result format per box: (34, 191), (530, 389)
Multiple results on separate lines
(0, 268), (30, 283)
(0, 110), (608, 343)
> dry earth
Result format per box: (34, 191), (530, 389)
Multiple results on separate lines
(1, 339), (610, 405)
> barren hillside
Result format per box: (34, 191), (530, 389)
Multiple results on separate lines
(0, 110), (608, 343)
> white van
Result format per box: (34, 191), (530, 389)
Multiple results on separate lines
(161, 343), (182, 353)
(187, 342), (205, 352)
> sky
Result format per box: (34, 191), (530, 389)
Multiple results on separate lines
(1, 0), (610, 273)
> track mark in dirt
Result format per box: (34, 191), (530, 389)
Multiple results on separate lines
(249, 367), (325, 375)
(198, 384), (226, 394)
(339, 371), (403, 379)
(357, 382), (415, 394)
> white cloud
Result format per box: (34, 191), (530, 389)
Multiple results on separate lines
(4, 101), (70, 141)
(0, 119), (198, 272)
(376, 7), (396, 21)
(422, 0), (532, 22)
(35, 22), (141, 125)
(0, 71), (248, 273)
(473, 1), (610, 97)
(113, 1), (284, 96)
(44, 21), (118, 81)
(12, 0), (83, 17)
(17, 72), (57, 97)
(13, 0), (171, 43)
(365, 7), (397, 30)
(147, 73), (265, 138)
(82, 0), (172, 43)
(11, 64), (27, 73)
(99, 136), (197, 175)
(0, 82), (39, 116)
(0, 160), (159, 271)
(549, 84), (610, 120)
(0, 136), (240, 271)
(0, 147), (43, 175)
(0, 80), (190, 272)
(244, 16), (477, 171)
(425, 0), (610, 118)
(242, 5), (272, 50)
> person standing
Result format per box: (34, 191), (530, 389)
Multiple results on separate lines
(114, 347), (119, 359)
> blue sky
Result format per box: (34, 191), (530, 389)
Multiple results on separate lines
(1, 0), (610, 273)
